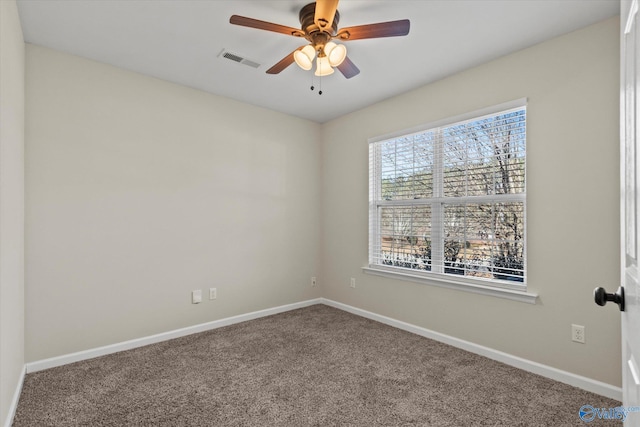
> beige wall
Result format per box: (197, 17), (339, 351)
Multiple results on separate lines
(321, 17), (622, 387)
(25, 45), (322, 362)
(0, 0), (25, 423)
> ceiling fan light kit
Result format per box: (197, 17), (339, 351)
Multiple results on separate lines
(294, 41), (346, 75)
(229, 0), (410, 87)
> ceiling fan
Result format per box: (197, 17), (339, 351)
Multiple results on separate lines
(229, 0), (410, 79)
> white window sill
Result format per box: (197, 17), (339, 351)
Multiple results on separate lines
(362, 266), (538, 304)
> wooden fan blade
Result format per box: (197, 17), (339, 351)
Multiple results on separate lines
(230, 15), (305, 37)
(266, 50), (297, 74)
(337, 56), (360, 79)
(337, 19), (410, 41)
(315, 0), (339, 32)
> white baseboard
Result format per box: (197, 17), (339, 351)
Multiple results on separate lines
(26, 298), (322, 373)
(24, 296), (621, 402)
(320, 298), (622, 401)
(4, 364), (26, 427)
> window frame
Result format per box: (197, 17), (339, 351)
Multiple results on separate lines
(365, 99), (537, 304)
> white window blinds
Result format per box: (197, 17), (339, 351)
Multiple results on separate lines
(369, 103), (526, 288)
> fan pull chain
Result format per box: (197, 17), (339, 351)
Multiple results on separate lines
(309, 74), (323, 95)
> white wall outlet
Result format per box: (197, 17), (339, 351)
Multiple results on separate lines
(350, 278), (356, 288)
(209, 288), (217, 300)
(192, 290), (202, 304)
(311, 277), (317, 287)
(571, 324), (585, 343)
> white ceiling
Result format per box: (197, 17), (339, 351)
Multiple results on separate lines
(16, 0), (619, 123)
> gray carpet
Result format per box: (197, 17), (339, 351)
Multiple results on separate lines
(14, 304), (621, 426)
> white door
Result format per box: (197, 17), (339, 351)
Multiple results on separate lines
(622, 0), (640, 423)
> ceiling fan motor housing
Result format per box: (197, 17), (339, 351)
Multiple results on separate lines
(299, 3), (340, 36)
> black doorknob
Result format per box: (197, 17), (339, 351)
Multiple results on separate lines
(594, 286), (625, 311)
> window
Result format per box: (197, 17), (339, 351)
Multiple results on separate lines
(368, 101), (526, 291)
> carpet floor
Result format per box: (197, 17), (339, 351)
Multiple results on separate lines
(13, 304), (621, 426)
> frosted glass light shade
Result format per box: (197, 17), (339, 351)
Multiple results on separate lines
(294, 45), (316, 71)
(324, 42), (347, 67)
(315, 56), (335, 76)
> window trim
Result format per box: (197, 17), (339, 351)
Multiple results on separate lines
(367, 98), (536, 303)
(362, 265), (538, 304)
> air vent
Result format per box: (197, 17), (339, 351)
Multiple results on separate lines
(223, 52), (243, 63)
(217, 49), (261, 69)
(241, 59), (260, 69)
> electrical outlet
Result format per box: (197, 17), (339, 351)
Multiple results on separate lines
(571, 324), (585, 344)
(350, 278), (356, 288)
(311, 277), (317, 287)
(192, 290), (202, 304)
(209, 288), (217, 300)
